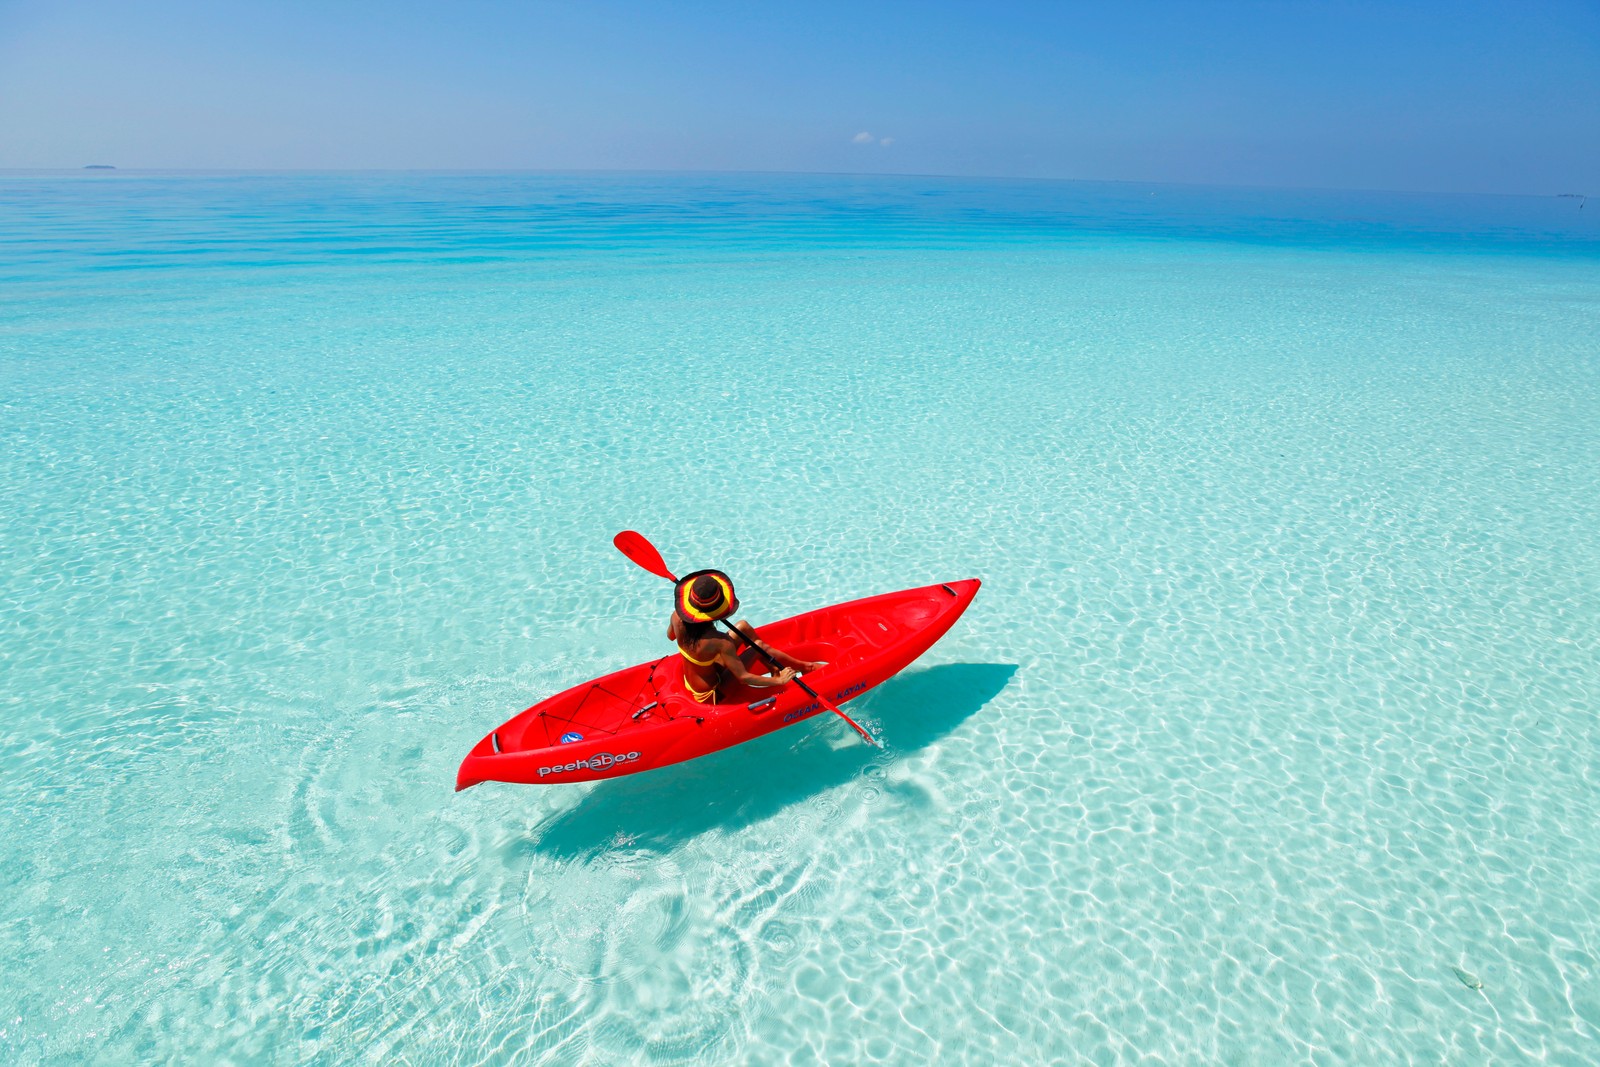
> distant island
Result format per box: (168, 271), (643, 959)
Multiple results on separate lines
(83, 164), (116, 170)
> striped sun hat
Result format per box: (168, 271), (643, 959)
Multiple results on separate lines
(675, 569), (736, 623)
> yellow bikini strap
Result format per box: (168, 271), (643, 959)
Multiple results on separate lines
(679, 645), (718, 667)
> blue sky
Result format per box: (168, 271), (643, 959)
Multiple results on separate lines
(1, 0), (1595, 193)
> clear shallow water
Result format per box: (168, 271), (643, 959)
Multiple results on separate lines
(3, 172), (1598, 1064)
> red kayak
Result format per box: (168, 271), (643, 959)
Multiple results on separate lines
(455, 578), (979, 790)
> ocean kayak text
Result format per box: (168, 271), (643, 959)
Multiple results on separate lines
(783, 681), (871, 723)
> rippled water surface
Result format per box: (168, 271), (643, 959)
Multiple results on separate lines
(3, 172), (1599, 1064)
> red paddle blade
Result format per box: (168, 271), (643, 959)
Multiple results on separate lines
(613, 530), (677, 582)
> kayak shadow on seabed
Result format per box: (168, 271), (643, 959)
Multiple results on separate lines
(525, 662), (1018, 859)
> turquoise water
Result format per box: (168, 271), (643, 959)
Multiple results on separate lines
(3, 172), (1598, 1064)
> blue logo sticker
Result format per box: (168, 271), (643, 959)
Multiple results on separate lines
(559, 732), (583, 744)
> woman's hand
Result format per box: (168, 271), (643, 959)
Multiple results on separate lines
(801, 660), (828, 674)
(772, 667), (798, 686)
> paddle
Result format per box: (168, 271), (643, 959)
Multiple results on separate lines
(612, 530), (879, 747)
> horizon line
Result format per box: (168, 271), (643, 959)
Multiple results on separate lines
(0, 165), (1586, 201)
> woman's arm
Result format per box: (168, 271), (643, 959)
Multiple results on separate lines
(720, 648), (796, 689)
(730, 620), (824, 672)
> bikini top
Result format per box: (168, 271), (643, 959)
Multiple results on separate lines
(678, 644), (718, 668)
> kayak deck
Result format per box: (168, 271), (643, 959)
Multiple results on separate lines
(456, 578), (979, 789)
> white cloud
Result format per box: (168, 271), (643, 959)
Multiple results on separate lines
(852, 131), (873, 144)
(879, 137), (893, 147)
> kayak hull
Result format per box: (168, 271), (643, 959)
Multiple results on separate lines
(455, 578), (979, 789)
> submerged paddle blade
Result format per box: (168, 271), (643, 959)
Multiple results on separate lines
(614, 530), (677, 582)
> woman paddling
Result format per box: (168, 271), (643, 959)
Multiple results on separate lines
(669, 570), (823, 705)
